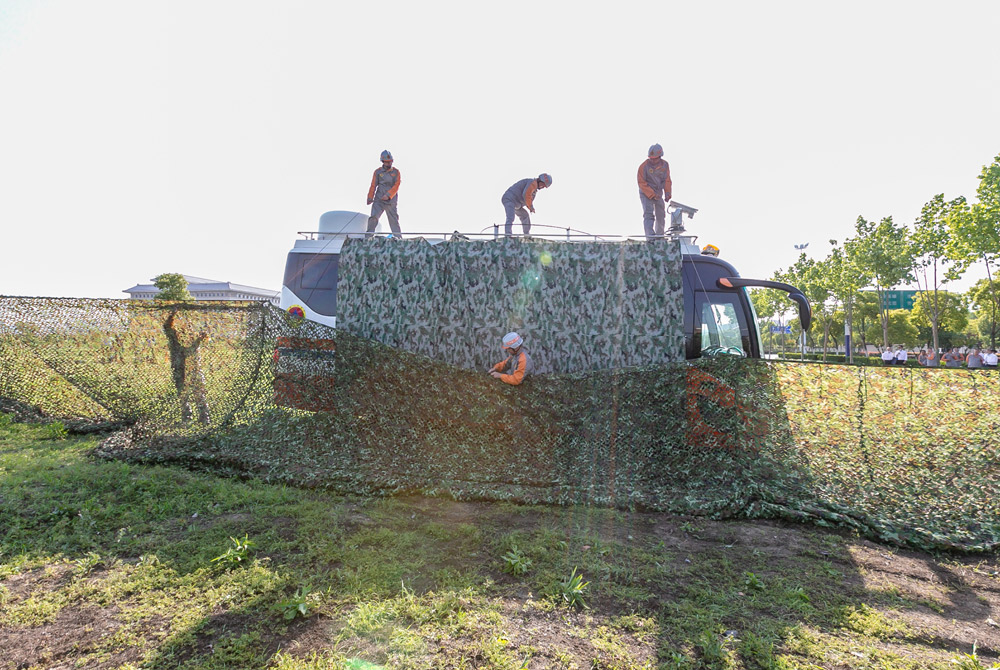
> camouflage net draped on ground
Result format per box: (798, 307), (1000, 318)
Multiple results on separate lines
(1, 297), (998, 552)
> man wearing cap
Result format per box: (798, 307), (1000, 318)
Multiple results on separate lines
(501, 174), (552, 237)
(488, 332), (533, 385)
(366, 150), (402, 238)
(638, 144), (672, 240)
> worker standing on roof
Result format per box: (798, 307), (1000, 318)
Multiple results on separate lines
(501, 174), (552, 236)
(488, 332), (533, 385)
(366, 150), (402, 238)
(638, 144), (672, 240)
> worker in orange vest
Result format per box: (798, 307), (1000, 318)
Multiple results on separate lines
(501, 174), (552, 236)
(366, 150), (402, 238)
(488, 332), (533, 385)
(638, 144), (672, 240)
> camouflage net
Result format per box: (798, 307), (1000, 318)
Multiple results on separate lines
(336, 237), (685, 373)
(2, 297), (998, 552)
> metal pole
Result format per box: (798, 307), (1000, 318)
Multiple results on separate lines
(844, 320), (851, 364)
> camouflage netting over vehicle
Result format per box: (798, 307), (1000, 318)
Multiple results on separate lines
(336, 237), (685, 373)
(1, 296), (999, 553)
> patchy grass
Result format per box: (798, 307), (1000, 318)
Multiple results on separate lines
(1, 417), (998, 669)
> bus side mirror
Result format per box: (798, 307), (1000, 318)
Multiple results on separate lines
(788, 292), (812, 331)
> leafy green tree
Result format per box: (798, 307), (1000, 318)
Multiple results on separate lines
(949, 153), (1000, 347)
(910, 194), (967, 355)
(865, 309), (918, 349)
(153, 273), (193, 301)
(785, 253), (839, 361)
(825, 241), (866, 362)
(827, 311), (845, 350)
(854, 292), (881, 355)
(967, 279), (1000, 347)
(844, 216), (914, 349)
(908, 291), (967, 348)
(750, 286), (799, 356)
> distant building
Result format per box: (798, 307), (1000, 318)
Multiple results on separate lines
(123, 275), (280, 306)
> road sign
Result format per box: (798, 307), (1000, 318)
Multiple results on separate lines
(874, 290), (918, 311)
(770, 325), (792, 334)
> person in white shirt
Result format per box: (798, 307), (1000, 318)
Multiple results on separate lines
(984, 349), (998, 368)
(881, 348), (894, 365)
(895, 346), (908, 366)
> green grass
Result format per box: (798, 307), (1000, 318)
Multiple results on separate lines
(1, 417), (999, 669)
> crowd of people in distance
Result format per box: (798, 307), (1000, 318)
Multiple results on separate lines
(881, 345), (999, 368)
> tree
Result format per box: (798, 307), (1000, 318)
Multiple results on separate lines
(910, 194), (967, 355)
(967, 279), (1000, 347)
(864, 309), (918, 349)
(854, 292), (881, 355)
(844, 216), (914, 349)
(786, 253), (838, 361)
(749, 286), (794, 356)
(908, 291), (967, 346)
(153, 273), (193, 301)
(949, 153), (1000, 347)
(826, 240), (866, 362)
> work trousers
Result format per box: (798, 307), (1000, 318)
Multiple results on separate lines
(640, 194), (666, 239)
(502, 198), (530, 236)
(367, 198), (402, 237)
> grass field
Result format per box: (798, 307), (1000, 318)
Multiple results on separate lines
(2, 416), (999, 669)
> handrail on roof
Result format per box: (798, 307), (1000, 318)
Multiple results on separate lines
(296, 223), (699, 245)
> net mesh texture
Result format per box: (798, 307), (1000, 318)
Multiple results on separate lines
(1, 237), (997, 553)
(2, 296), (997, 553)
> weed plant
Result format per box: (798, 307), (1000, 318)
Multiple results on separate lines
(211, 534), (256, 566)
(501, 545), (532, 576)
(547, 567), (589, 609)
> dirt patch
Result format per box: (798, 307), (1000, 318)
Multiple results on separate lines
(271, 616), (343, 658)
(401, 496), (490, 526)
(1, 564), (74, 602)
(847, 544), (1000, 656)
(500, 599), (657, 668)
(0, 605), (141, 670)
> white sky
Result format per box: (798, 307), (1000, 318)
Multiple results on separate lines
(1, 0), (998, 298)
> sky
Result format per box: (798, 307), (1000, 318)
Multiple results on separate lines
(1, 0), (999, 299)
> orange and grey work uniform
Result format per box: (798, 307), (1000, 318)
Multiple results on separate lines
(637, 158), (672, 239)
(501, 178), (540, 236)
(366, 166), (402, 236)
(491, 347), (533, 385)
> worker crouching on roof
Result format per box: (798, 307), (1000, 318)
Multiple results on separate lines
(366, 150), (402, 238)
(489, 332), (533, 385)
(501, 174), (552, 236)
(638, 144), (672, 240)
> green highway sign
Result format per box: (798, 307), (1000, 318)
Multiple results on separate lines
(876, 290), (918, 311)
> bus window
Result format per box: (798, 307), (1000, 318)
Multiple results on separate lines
(283, 253), (339, 317)
(692, 292), (750, 358)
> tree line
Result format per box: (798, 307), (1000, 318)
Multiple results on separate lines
(753, 153), (1000, 360)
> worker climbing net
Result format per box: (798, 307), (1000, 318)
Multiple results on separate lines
(1, 295), (998, 553)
